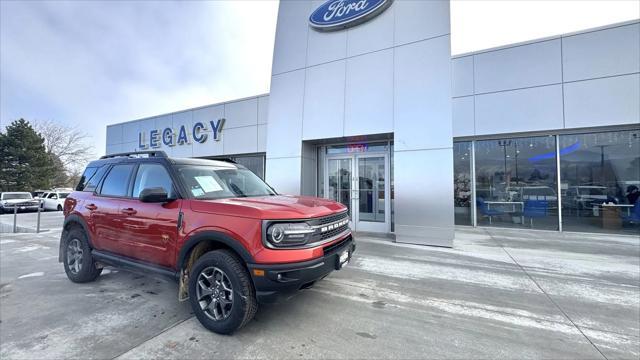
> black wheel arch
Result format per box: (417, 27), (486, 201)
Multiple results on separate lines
(177, 231), (254, 271)
(59, 214), (94, 262)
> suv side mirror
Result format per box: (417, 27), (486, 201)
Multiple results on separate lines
(139, 187), (170, 203)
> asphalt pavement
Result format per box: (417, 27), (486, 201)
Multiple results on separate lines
(0, 212), (638, 359)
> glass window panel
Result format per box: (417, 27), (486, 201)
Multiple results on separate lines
(232, 155), (265, 180)
(475, 136), (558, 230)
(82, 165), (108, 192)
(358, 157), (385, 223)
(390, 142), (394, 232)
(100, 164), (134, 197)
(560, 130), (640, 235)
(327, 158), (352, 218)
(454, 141), (472, 225)
(317, 146), (325, 197)
(209, 155), (265, 179)
(132, 163), (174, 198)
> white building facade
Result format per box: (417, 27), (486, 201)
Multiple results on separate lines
(106, 1), (640, 245)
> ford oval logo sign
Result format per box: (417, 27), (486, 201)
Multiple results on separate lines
(309, 0), (393, 31)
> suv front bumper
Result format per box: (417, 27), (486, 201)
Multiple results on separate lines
(1, 204), (40, 212)
(247, 235), (355, 303)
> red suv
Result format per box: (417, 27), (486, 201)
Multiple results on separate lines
(59, 151), (354, 334)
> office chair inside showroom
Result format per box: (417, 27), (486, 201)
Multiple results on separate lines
(522, 200), (548, 227)
(476, 198), (505, 225)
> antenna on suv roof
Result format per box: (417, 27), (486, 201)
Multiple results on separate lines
(100, 150), (168, 159)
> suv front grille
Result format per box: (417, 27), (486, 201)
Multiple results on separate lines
(319, 222), (349, 240)
(313, 211), (349, 226)
(306, 211), (350, 245)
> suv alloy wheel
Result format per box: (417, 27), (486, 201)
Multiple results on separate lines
(188, 250), (257, 334)
(62, 228), (102, 283)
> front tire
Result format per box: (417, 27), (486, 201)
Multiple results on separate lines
(188, 250), (257, 335)
(57, 204), (63, 211)
(62, 228), (102, 283)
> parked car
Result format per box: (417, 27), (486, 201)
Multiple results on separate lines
(40, 189), (72, 211)
(564, 186), (608, 210)
(59, 151), (355, 334)
(510, 186), (558, 202)
(0, 192), (40, 213)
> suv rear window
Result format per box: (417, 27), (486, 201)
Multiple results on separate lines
(78, 165), (111, 192)
(99, 164), (134, 197)
(83, 166), (109, 192)
(76, 167), (97, 191)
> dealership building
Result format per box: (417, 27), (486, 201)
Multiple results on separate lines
(105, 0), (640, 246)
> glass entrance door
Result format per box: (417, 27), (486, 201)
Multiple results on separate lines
(326, 154), (389, 233)
(327, 157), (353, 219)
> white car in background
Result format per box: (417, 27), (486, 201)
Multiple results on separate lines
(564, 186), (608, 210)
(0, 192), (41, 213)
(40, 189), (72, 211)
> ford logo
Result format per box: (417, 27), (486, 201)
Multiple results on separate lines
(309, 0), (393, 31)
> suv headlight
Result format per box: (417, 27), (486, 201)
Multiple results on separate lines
(264, 222), (315, 248)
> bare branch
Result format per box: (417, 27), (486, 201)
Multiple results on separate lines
(32, 120), (95, 173)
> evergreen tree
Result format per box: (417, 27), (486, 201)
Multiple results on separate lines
(0, 119), (55, 191)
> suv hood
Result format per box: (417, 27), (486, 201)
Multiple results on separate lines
(190, 195), (347, 219)
(2, 199), (37, 205)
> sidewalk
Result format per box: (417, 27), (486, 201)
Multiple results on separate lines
(0, 211), (64, 233)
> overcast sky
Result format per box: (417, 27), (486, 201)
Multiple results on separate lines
(1, 0), (638, 157)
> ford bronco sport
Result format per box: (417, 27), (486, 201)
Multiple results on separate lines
(59, 151), (354, 334)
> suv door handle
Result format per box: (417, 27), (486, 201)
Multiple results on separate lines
(121, 208), (137, 215)
(85, 204), (97, 211)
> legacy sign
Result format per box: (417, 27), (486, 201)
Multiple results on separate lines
(138, 119), (224, 149)
(309, 0), (393, 31)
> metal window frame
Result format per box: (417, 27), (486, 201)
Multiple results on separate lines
(555, 135), (563, 232)
(471, 141), (478, 227)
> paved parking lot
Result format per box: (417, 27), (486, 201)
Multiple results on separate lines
(1, 212), (638, 359)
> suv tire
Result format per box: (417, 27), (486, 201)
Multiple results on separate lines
(188, 250), (257, 335)
(62, 228), (102, 283)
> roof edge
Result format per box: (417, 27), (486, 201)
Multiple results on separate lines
(452, 19), (639, 59)
(107, 93), (269, 128)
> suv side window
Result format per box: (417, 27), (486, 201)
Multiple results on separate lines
(76, 167), (98, 191)
(83, 166), (109, 192)
(99, 164), (135, 197)
(132, 163), (174, 198)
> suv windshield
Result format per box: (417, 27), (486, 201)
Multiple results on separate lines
(2, 193), (32, 200)
(177, 165), (276, 200)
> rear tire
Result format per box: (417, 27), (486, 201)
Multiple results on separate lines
(188, 250), (257, 334)
(57, 205), (63, 211)
(62, 228), (102, 283)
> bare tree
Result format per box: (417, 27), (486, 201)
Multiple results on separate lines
(32, 120), (94, 175)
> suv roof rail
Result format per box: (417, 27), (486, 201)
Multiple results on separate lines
(100, 150), (168, 159)
(214, 157), (237, 164)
